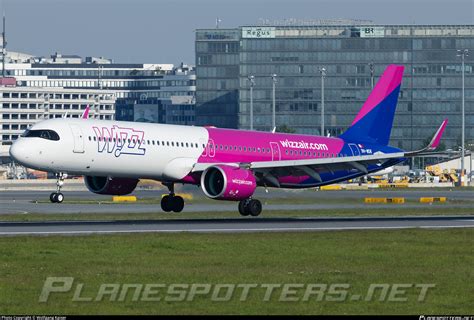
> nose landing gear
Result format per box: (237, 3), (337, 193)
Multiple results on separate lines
(160, 182), (184, 213)
(50, 172), (66, 203)
(238, 198), (262, 217)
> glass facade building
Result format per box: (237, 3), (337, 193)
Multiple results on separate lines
(195, 24), (474, 150)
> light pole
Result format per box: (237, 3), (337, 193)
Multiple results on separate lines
(368, 62), (374, 89)
(248, 75), (255, 130)
(215, 17), (222, 29)
(457, 49), (469, 186)
(319, 67), (326, 136)
(271, 74), (277, 130)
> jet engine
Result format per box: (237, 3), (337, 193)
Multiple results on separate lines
(84, 176), (139, 195)
(200, 165), (256, 201)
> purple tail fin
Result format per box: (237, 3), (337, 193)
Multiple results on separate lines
(340, 65), (404, 146)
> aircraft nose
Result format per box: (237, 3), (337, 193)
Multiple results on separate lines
(9, 141), (28, 164)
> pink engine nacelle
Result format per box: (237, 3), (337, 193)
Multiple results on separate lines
(84, 176), (139, 195)
(200, 165), (257, 201)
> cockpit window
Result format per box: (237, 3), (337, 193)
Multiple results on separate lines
(21, 129), (60, 141)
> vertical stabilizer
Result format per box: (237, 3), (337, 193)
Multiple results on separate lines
(340, 65), (404, 145)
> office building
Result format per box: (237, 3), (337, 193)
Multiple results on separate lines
(196, 22), (474, 149)
(0, 52), (196, 159)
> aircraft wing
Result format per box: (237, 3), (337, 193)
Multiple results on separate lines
(193, 151), (404, 178)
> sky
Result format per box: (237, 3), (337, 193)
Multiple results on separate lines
(2, 0), (473, 65)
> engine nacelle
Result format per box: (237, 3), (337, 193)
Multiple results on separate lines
(201, 165), (256, 201)
(84, 176), (139, 195)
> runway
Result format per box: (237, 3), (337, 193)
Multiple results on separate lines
(0, 216), (473, 236)
(2, 189), (474, 214)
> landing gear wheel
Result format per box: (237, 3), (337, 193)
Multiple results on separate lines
(161, 195), (172, 212)
(248, 199), (262, 217)
(238, 199), (250, 216)
(56, 193), (64, 203)
(50, 172), (67, 204)
(171, 196), (184, 213)
(238, 199), (262, 217)
(161, 182), (185, 213)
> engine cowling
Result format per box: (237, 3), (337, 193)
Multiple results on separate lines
(84, 176), (139, 195)
(200, 165), (256, 201)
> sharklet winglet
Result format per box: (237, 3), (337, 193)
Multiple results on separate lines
(405, 119), (449, 156)
(82, 105), (90, 119)
(428, 118), (448, 151)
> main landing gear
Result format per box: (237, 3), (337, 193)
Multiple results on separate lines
(161, 182), (184, 213)
(50, 172), (66, 203)
(238, 198), (262, 217)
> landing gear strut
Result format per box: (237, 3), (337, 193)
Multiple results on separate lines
(50, 172), (67, 203)
(238, 198), (262, 217)
(161, 182), (184, 213)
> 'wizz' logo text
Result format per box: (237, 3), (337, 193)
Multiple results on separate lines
(93, 125), (146, 157)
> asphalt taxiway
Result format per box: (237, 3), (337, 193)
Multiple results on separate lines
(1, 189), (474, 215)
(1, 188), (473, 236)
(0, 216), (472, 236)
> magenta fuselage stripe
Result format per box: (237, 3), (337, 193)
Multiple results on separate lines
(197, 128), (345, 164)
(351, 65), (404, 125)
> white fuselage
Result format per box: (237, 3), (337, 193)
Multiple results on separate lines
(9, 118), (209, 181)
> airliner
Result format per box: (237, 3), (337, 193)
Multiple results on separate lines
(9, 65), (447, 216)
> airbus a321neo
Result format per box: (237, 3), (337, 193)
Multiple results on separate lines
(9, 65), (447, 216)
